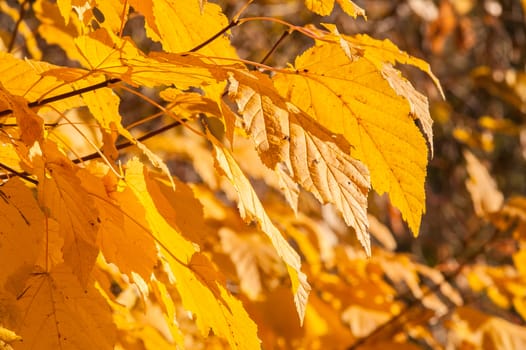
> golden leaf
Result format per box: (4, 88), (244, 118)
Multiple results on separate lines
(274, 42), (428, 236)
(32, 141), (100, 286)
(0, 179), (44, 295)
(5, 264), (116, 350)
(80, 165), (157, 281)
(129, 0), (237, 58)
(164, 253), (261, 349)
(228, 71), (371, 252)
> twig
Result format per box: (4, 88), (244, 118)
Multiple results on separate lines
(72, 120), (185, 163)
(7, 0), (30, 53)
(189, 20), (239, 52)
(0, 78), (122, 117)
(0, 162), (38, 185)
(260, 30), (290, 65)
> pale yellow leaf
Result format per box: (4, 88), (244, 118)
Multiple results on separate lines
(228, 72), (371, 252)
(382, 63), (434, 156)
(220, 228), (281, 300)
(0, 326), (21, 345)
(274, 43), (428, 236)
(464, 150), (504, 216)
(211, 136), (311, 323)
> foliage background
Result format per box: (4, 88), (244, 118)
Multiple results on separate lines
(0, 0), (526, 349)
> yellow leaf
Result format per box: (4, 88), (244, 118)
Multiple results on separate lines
(211, 136), (311, 323)
(32, 141), (100, 285)
(80, 165), (157, 281)
(304, 0), (365, 17)
(0, 84), (43, 146)
(304, 0), (334, 16)
(129, 0), (237, 58)
(0, 52), (85, 114)
(336, 0), (366, 18)
(34, 1), (81, 62)
(163, 253), (261, 349)
(274, 43), (428, 236)
(0, 179), (44, 295)
(381, 63), (434, 156)
(228, 71), (371, 253)
(71, 28), (217, 88)
(0, 326), (21, 345)
(219, 228), (282, 300)
(345, 34), (443, 98)
(5, 264), (116, 350)
(124, 158), (196, 263)
(56, 0), (72, 24)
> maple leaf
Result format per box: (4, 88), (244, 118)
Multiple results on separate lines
(31, 141), (100, 286)
(129, 0), (238, 58)
(80, 164), (157, 281)
(0, 179), (45, 295)
(4, 264), (116, 350)
(273, 42), (428, 236)
(228, 71), (371, 253)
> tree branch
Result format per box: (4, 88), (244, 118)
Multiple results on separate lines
(0, 162), (38, 185)
(189, 20), (239, 52)
(0, 78), (122, 117)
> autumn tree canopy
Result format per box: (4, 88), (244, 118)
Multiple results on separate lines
(0, 0), (526, 349)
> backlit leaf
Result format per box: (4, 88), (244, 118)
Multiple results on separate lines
(32, 141), (100, 286)
(163, 253), (261, 349)
(211, 136), (311, 323)
(228, 71), (371, 252)
(0, 179), (44, 294)
(6, 264), (116, 350)
(274, 43), (428, 236)
(130, 0), (237, 58)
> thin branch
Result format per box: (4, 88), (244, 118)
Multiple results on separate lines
(0, 78), (122, 117)
(347, 220), (518, 349)
(260, 30), (291, 65)
(72, 120), (185, 163)
(7, 0), (30, 53)
(189, 20), (239, 52)
(0, 162), (38, 185)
